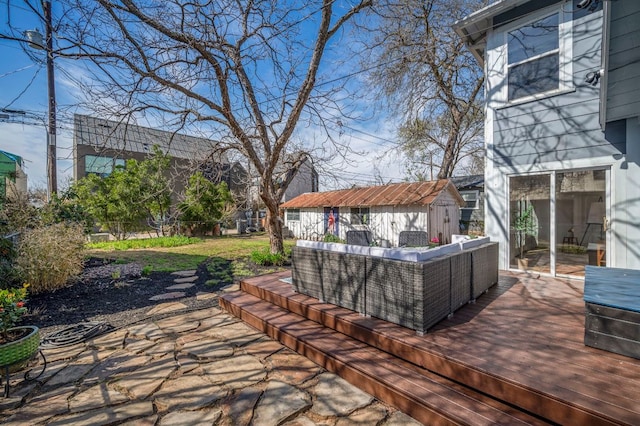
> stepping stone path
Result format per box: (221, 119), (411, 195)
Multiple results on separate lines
(173, 275), (198, 283)
(165, 283), (195, 290)
(145, 269), (200, 308)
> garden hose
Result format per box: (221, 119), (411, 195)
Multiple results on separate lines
(40, 322), (114, 348)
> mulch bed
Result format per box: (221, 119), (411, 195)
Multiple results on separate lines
(23, 257), (278, 338)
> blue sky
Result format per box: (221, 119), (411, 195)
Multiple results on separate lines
(0, 1), (406, 192)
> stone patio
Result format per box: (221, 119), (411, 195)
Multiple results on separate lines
(0, 270), (421, 425)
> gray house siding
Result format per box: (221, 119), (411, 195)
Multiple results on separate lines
(491, 6), (623, 168)
(606, 1), (640, 122)
(455, 0), (640, 273)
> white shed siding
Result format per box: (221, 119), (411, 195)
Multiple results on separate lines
(396, 205), (429, 232)
(288, 206), (431, 244)
(281, 180), (463, 246)
(352, 206), (430, 246)
(285, 202), (459, 246)
(285, 208), (325, 240)
(428, 191), (463, 244)
(370, 206), (396, 245)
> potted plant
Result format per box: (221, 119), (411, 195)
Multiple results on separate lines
(0, 284), (40, 372)
(513, 204), (537, 269)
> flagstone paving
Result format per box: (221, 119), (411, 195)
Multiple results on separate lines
(0, 271), (423, 425)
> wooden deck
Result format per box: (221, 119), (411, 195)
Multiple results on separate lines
(220, 270), (640, 425)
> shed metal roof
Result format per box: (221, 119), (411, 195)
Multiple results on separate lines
(280, 179), (463, 208)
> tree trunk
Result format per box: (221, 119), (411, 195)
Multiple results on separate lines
(265, 205), (284, 254)
(438, 137), (456, 179)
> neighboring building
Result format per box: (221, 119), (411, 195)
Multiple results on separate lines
(280, 179), (464, 246)
(246, 154), (320, 206)
(281, 156), (319, 203)
(199, 160), (249, 203)
(450, 175), (485, 235)
(454, 0), (640, 276)
(241, 154), (319, 231)
(0, 150), (27, 206)
(73, 114), (247, 204)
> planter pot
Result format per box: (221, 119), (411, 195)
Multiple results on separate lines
(517, 257), (529, 270)
(0, 326), (40, 370)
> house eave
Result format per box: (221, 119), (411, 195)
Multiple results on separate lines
(453, 0), (532, 66)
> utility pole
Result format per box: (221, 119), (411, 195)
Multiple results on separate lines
(2, 1), (57, 197)
(44, 0), (57, 196)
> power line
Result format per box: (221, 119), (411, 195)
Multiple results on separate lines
(2, 64), (43, 109)
(0, 63), (38, 78)
(0, 2), (415, 168)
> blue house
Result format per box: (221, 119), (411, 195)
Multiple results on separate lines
(454, 0), (640, 277)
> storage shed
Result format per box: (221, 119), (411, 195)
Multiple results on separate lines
(280, 179), (464, 246)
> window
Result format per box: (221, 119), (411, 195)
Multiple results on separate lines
(286, 209), (300, 221)
(507, 12), (560, 101)
(85, 155), (125, 177)
(350, 207), (370, 225)
(460, 190), (479, 210)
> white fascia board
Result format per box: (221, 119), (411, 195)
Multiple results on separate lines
(453, 0), (533, 66)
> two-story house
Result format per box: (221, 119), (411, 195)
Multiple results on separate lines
(73, 114), (248, 206)
(454, 0), (640, 277)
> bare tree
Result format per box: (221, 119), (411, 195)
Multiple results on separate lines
(365, 0), (486, 179)
(58, 0), (372, 253)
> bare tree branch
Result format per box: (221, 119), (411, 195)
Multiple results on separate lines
(364, 0), (486, 179)
(57, 0), (372, 253)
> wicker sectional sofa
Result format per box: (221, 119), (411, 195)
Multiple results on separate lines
(291, 237), (499, 334)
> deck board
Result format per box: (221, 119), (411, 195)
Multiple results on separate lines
(222, 291), (549, 425)
(223, 270), (640, 425)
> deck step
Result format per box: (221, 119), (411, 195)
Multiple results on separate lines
(221, 272), (628, 426)
(220, 289), (549, 425)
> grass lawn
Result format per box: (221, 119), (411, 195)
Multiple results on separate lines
(86, 234), (296, 274)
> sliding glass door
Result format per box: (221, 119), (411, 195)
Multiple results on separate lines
(509, 175), (551, 273)
(555, 170), (606, 277)
(509, 169), (607, 277)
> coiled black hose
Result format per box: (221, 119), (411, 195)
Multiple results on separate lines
(40, 322), (114, 348)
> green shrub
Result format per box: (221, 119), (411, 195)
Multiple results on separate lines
(0, 190), (40, 234)
(15, 223), (86, 294)
(323, 233), (344, 243)
(205, 257), (234, 288)
(141, 265), (153, 276)
(250, 248), (288, 266)
(0, 237), (22, 288)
